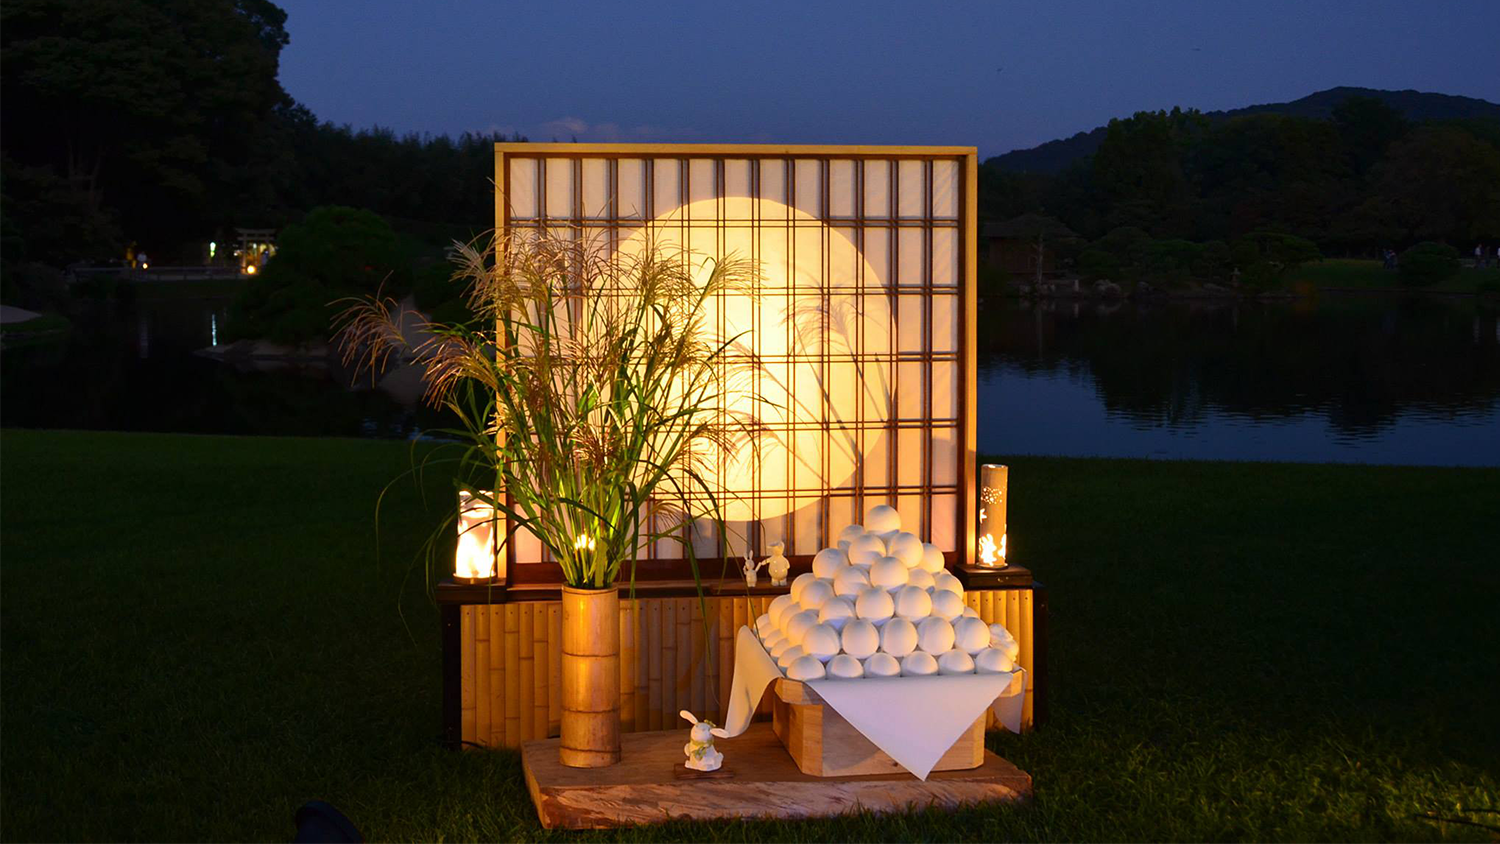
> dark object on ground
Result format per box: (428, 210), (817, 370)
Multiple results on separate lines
(293, 801), (362, 843)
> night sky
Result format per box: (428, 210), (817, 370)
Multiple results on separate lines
(277, 1), (1499, 158)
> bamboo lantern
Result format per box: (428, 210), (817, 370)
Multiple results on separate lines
(978, 464), (1007, 568)
(559, 584), (621, 767)
(455, 491), (500, 584)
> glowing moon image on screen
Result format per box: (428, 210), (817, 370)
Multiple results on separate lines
(617, 197), (893, 523)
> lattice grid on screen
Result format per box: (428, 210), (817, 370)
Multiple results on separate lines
(500, 151), (968, 576)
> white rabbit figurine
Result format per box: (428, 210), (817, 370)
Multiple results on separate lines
(741, 547), (765, 588)
(680, 710), (728, 771)
(765, 540), (789, 586)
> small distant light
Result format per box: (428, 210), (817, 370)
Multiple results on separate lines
(245, 264), (257, 275)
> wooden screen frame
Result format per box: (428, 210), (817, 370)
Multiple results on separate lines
(493, 143), (978, 585)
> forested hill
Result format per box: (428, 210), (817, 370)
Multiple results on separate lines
(988, 87), (1500, 173)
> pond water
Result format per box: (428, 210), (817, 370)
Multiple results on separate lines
(4, 287), (1498, 466)
(979, 297), (1500, 466)
(0, 289), (447, 439)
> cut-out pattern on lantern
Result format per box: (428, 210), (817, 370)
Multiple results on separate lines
(977, 464), (1007, 568)
(455, 490), (500, 582)
(499, 148), (973, 575)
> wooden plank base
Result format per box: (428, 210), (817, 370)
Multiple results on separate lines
(522, 723), (1032, 829)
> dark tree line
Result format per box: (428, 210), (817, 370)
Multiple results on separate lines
(2, 0), (292, 264)
(240, 102), (520, 246)
(1, 0), (517, 273)
(980, 99), (1500, 256)
(5, 0), (1497, 283)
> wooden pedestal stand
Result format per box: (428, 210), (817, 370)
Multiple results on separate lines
(521, 723), (1031, 829)
(772, 678), (985, 777)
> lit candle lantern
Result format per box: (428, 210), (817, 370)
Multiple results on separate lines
(455, 490), (501, 583)
(977, 464), (1008, 568)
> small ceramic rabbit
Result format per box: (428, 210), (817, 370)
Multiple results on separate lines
(765, 540), (789, 586)
(741, 547), (765, 588)
(680, 710), (729, 771)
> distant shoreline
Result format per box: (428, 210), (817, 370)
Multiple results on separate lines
(998, 284), (1496, 303)
(992, 257), (1499, 303)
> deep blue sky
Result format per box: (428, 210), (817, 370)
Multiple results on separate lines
(277, 1), (1500, 159)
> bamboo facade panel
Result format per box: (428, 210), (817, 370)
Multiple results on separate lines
(504, 604), (520, 746)
(459, 589), (1036, 748)
(519, 603), (534, 742)
(475, 603), (490, 746)
(618, 600), (637, 734)
(460, 606), (475, 743)
(493, 608), (506, 743)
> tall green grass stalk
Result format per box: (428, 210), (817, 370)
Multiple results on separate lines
(337, 228), (764, 590)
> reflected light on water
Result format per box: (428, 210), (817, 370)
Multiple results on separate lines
(6, 288), (1499, 467)
(981, 363), (1500, 466)
(978, 298), (1500, 467)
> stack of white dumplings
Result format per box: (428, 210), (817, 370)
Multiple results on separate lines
(754, 505), (1023, 681)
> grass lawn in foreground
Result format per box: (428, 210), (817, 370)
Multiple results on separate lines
(1, 429), (1497, 841)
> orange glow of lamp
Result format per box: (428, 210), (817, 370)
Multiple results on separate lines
(977, 464), (1007, 567)
(454, 490), (501, 584)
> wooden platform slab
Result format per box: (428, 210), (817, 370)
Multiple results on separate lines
(521, 723), (1031, 829)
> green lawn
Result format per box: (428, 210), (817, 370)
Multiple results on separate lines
(1286, 258), (1500, 294)
(2, 429), (1497, 842)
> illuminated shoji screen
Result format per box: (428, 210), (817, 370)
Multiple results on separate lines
(497, 145), (976, 580)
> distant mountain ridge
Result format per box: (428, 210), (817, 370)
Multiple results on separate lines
(986, 87), (1500, 174)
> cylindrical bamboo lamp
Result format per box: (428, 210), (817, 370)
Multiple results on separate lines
(978, 464), (1008, 568)
(559, 585), (621, 767)
(454, 491), (500, 583)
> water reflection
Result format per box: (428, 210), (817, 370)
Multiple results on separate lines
(5, 289), (1499, 466)
(1, 290), (449, 439)
(978, 297), (1500, 465)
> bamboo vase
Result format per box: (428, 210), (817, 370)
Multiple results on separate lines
(559, 585), (621, 767)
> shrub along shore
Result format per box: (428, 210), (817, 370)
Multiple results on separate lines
(993, 258), (1500, 301)
(1, 429), (1496, 841)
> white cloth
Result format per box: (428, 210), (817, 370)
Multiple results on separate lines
(722, 626), (784, 736)
(990, 665), (1027, 734)
(723, 625), (1026, 780)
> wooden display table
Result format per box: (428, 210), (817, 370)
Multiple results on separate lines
(521, 722), (1031, 829)
(772, 678), (986, 777)
(440, 569), (1047, 749)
